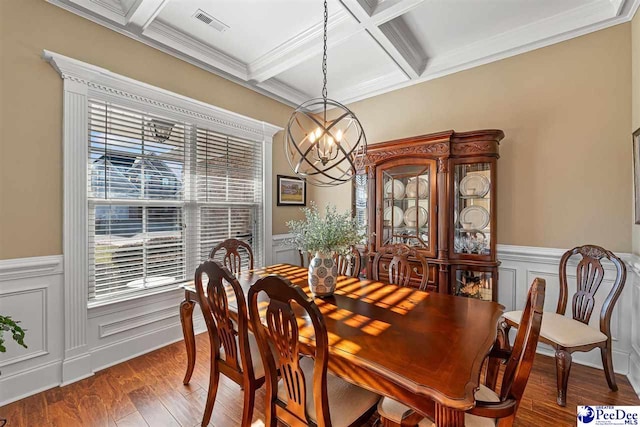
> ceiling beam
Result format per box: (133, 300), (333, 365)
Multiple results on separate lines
(247, 9), (358, 83)
(340, 0), (426, 78)
(126, 0), (169, 31)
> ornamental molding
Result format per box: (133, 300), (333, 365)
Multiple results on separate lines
(42, 50), (282, 141)
(451, 141), (495, 155)
(366, 142), (449, 164)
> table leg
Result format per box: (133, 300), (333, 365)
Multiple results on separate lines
(180, 297), (196, 385)
(434, 403), (465, 427)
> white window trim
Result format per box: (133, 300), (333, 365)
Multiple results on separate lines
(43, 50), (281, 384)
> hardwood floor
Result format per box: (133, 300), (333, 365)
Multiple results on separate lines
(1, 333), (638, 426)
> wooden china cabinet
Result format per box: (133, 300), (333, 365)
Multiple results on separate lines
(354, 129), (505, 301)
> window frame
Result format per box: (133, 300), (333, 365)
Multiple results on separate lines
(45, 50), (280, 313)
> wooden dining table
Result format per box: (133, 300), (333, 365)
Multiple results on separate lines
(179, 264), (504, 427)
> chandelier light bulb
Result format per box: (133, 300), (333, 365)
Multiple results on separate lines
(283, 0), (366, 187)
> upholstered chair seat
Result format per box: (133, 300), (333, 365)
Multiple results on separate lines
(379, 384), (501, 427)
(503, 311), (607, 347)
(377, 278), (546, 427)
(277, 357), (380, 426)
(501, 245), (626, 407)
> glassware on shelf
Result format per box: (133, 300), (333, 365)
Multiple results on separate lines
(453, 162), (492, 256)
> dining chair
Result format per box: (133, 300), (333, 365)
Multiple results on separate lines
(298, 249), (312, 268)
(372, 244), (429, 290)
(377, 278), (546, 427)
(209, 238), (254, 274)
(502, 244), (626, 406)
(335, 246), (362, 278)
(192, 260), (265, 427)
(248, 274), (380, 427)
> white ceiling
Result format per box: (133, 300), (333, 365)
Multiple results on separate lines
(49, 0), (640, 108)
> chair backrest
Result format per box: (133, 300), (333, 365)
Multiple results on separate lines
(209, 238), (254, 274)
(194, 260), (255, 380)
(298, 249), (312, 268)
(334, 246), (362, 278)
(499, 278), (545, 403)
(557, 245), (626, 334)
(248, 275), (330, 427)
(372, 244), (429, 290)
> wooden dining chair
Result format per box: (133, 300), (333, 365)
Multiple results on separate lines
(192, 260), (265, 427)
(377, 278), (546, 427)
(209, 238), (254, 274)
(248, 275), (380, 427)
(502, 245), (626, 406)
(298, 249), (312, 268)
(335, 246), (362, 278)
(372, 244), (429, 290)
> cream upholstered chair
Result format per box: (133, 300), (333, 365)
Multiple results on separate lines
(192, 260), (265, 427)
(377, 278), (546, 427)
(248, 274), (380, 427)
(502, 245), (626, 407)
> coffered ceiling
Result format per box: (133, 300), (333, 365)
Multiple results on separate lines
(49, 0), (640, 107)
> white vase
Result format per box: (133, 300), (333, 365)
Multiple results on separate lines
(308, 252), (338, 297)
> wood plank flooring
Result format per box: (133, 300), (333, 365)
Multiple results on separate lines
(1, 333), (638, 426)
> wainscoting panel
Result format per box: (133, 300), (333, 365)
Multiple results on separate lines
(498, 245), (634, 375)
(0, 256), (64, 406)
(88, 289), (206, 373)
(628, 261), (640, 397)
(272, 233), (299, 265)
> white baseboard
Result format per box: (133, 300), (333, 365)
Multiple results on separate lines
(629, 348), (640, 397)
(61, 353), (93, 386)
(0, 359), (61, 406)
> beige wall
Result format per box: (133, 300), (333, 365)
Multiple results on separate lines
(632, 11), (640, 255)
(0, 1), (634, 257)
(0, 0), (300, 259)
(314, 24), (632, 252)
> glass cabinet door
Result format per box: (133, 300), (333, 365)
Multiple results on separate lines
(453, 267), (495, 301)
(377, 160), (436, 257)
(354, 172), (368, 239)
(452, 161), (494, 258)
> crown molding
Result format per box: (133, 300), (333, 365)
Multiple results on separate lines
(331, 0), (640, 106)
(42, 50), (282, 140)
(47, 0), (640, 110)
(46, 0), (300, 108)
(256, 78), (310, 107)
(143, 20), (248, 80)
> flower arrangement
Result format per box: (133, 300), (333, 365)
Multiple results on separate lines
(287, 203), (364, 255)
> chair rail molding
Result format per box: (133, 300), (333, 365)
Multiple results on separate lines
(0, 255), (64, 405)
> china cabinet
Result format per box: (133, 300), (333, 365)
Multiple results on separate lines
(354, 129), (504, 301)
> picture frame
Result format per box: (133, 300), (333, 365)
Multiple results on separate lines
(277, 175), (306, 206)
(634, 128), (640, 224)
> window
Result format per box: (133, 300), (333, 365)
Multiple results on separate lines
(88, 100), (263, 301)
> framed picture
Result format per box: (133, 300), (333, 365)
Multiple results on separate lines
(634, 128), (640, 224)
(277, 175), (306, 206)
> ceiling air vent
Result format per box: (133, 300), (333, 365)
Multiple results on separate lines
(192, 9), (229, 33)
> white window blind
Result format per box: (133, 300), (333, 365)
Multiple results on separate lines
(87, 100), (264, 301)
(195, 129), (263, 269)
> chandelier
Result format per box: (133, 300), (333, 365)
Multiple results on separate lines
(285, 0), (367, 187)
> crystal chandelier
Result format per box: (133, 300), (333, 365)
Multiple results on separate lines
(285, 0), (367, 187)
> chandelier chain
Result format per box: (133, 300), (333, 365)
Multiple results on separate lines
(322, 0), (328, 101)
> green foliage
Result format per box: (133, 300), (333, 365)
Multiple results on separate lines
(0, 316), (27, 353)
(286, 203), (364, 255)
